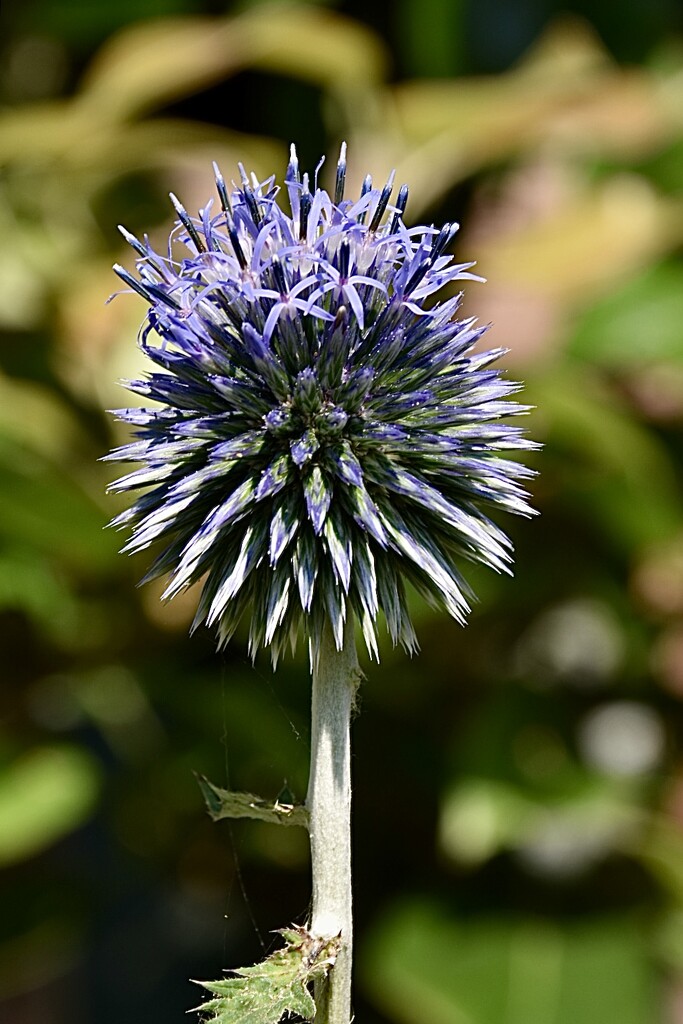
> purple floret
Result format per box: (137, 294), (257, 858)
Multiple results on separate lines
(107, 143), (538, 664)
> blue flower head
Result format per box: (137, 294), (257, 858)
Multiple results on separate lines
(107, 145), (537, 663)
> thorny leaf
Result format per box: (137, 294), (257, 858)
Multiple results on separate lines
(197, 775), (309, 829)
(196, 926), (339, 1024)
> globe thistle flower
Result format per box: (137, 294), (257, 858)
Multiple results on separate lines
(107, 145), (536, 664)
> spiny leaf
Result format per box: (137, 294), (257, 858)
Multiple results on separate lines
(197, 776), (309, 829)
(196, 925), (339, 1024)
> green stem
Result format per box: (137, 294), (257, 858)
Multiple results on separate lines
(306, 620), (361, 1024)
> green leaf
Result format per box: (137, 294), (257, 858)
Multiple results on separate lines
(0, 435), (118, 573)
(196, 926), (339, 1024)
(439, 775), (640, 869)
(362, 901), (656, 1024)
(397, 0), (464, 78)
(0, 746), (100, 866)
(197, 776), (309, 829)
(530, 367), (683, 549)
(570, 261), (683, 365)
(0, 550), (80, 640)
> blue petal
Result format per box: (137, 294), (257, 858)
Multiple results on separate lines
(206, 525), (264, 625)
(336, 366), (374, 412)
(269, 501), (299, 566)
(264, 566), (292, 645)
(256, 454), (292, 500)
(210, 431), (265, 461)
(352, 537), (378, 619)
(327, 442), (363, 487)
(343, 484), (388, 547)
(324, 510), (352, 592)
(295, 531), (319, 612)
(303, 466), (332, 534)
(291, 429), (320, 467)
(242, 323), (290, 399)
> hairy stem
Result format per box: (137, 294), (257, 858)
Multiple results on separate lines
(306, 621), (361, 1024)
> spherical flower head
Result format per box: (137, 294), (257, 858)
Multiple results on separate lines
(106, 145), (537, 664)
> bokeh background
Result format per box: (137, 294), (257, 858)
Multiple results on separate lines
(2, 0), (683, 1021)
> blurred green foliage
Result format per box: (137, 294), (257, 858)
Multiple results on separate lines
(2, 1), (683, 1022)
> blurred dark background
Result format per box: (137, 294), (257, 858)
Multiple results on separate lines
(2, 0), (683, 1021)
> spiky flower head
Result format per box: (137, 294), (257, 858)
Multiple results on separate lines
(107, 145), (536, 663)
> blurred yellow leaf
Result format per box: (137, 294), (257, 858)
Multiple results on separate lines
(0, 102), (93, 164)
(233, 3), (388, 90)
(474, 176), (683, 306)
(364, 19), (676, 214)
(0, 105), (280, 180)
(77, 5), (387, 123)
(77, 17), (248, 121)
(0, 377), (83, 461)
(69, 119), (282, 177)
